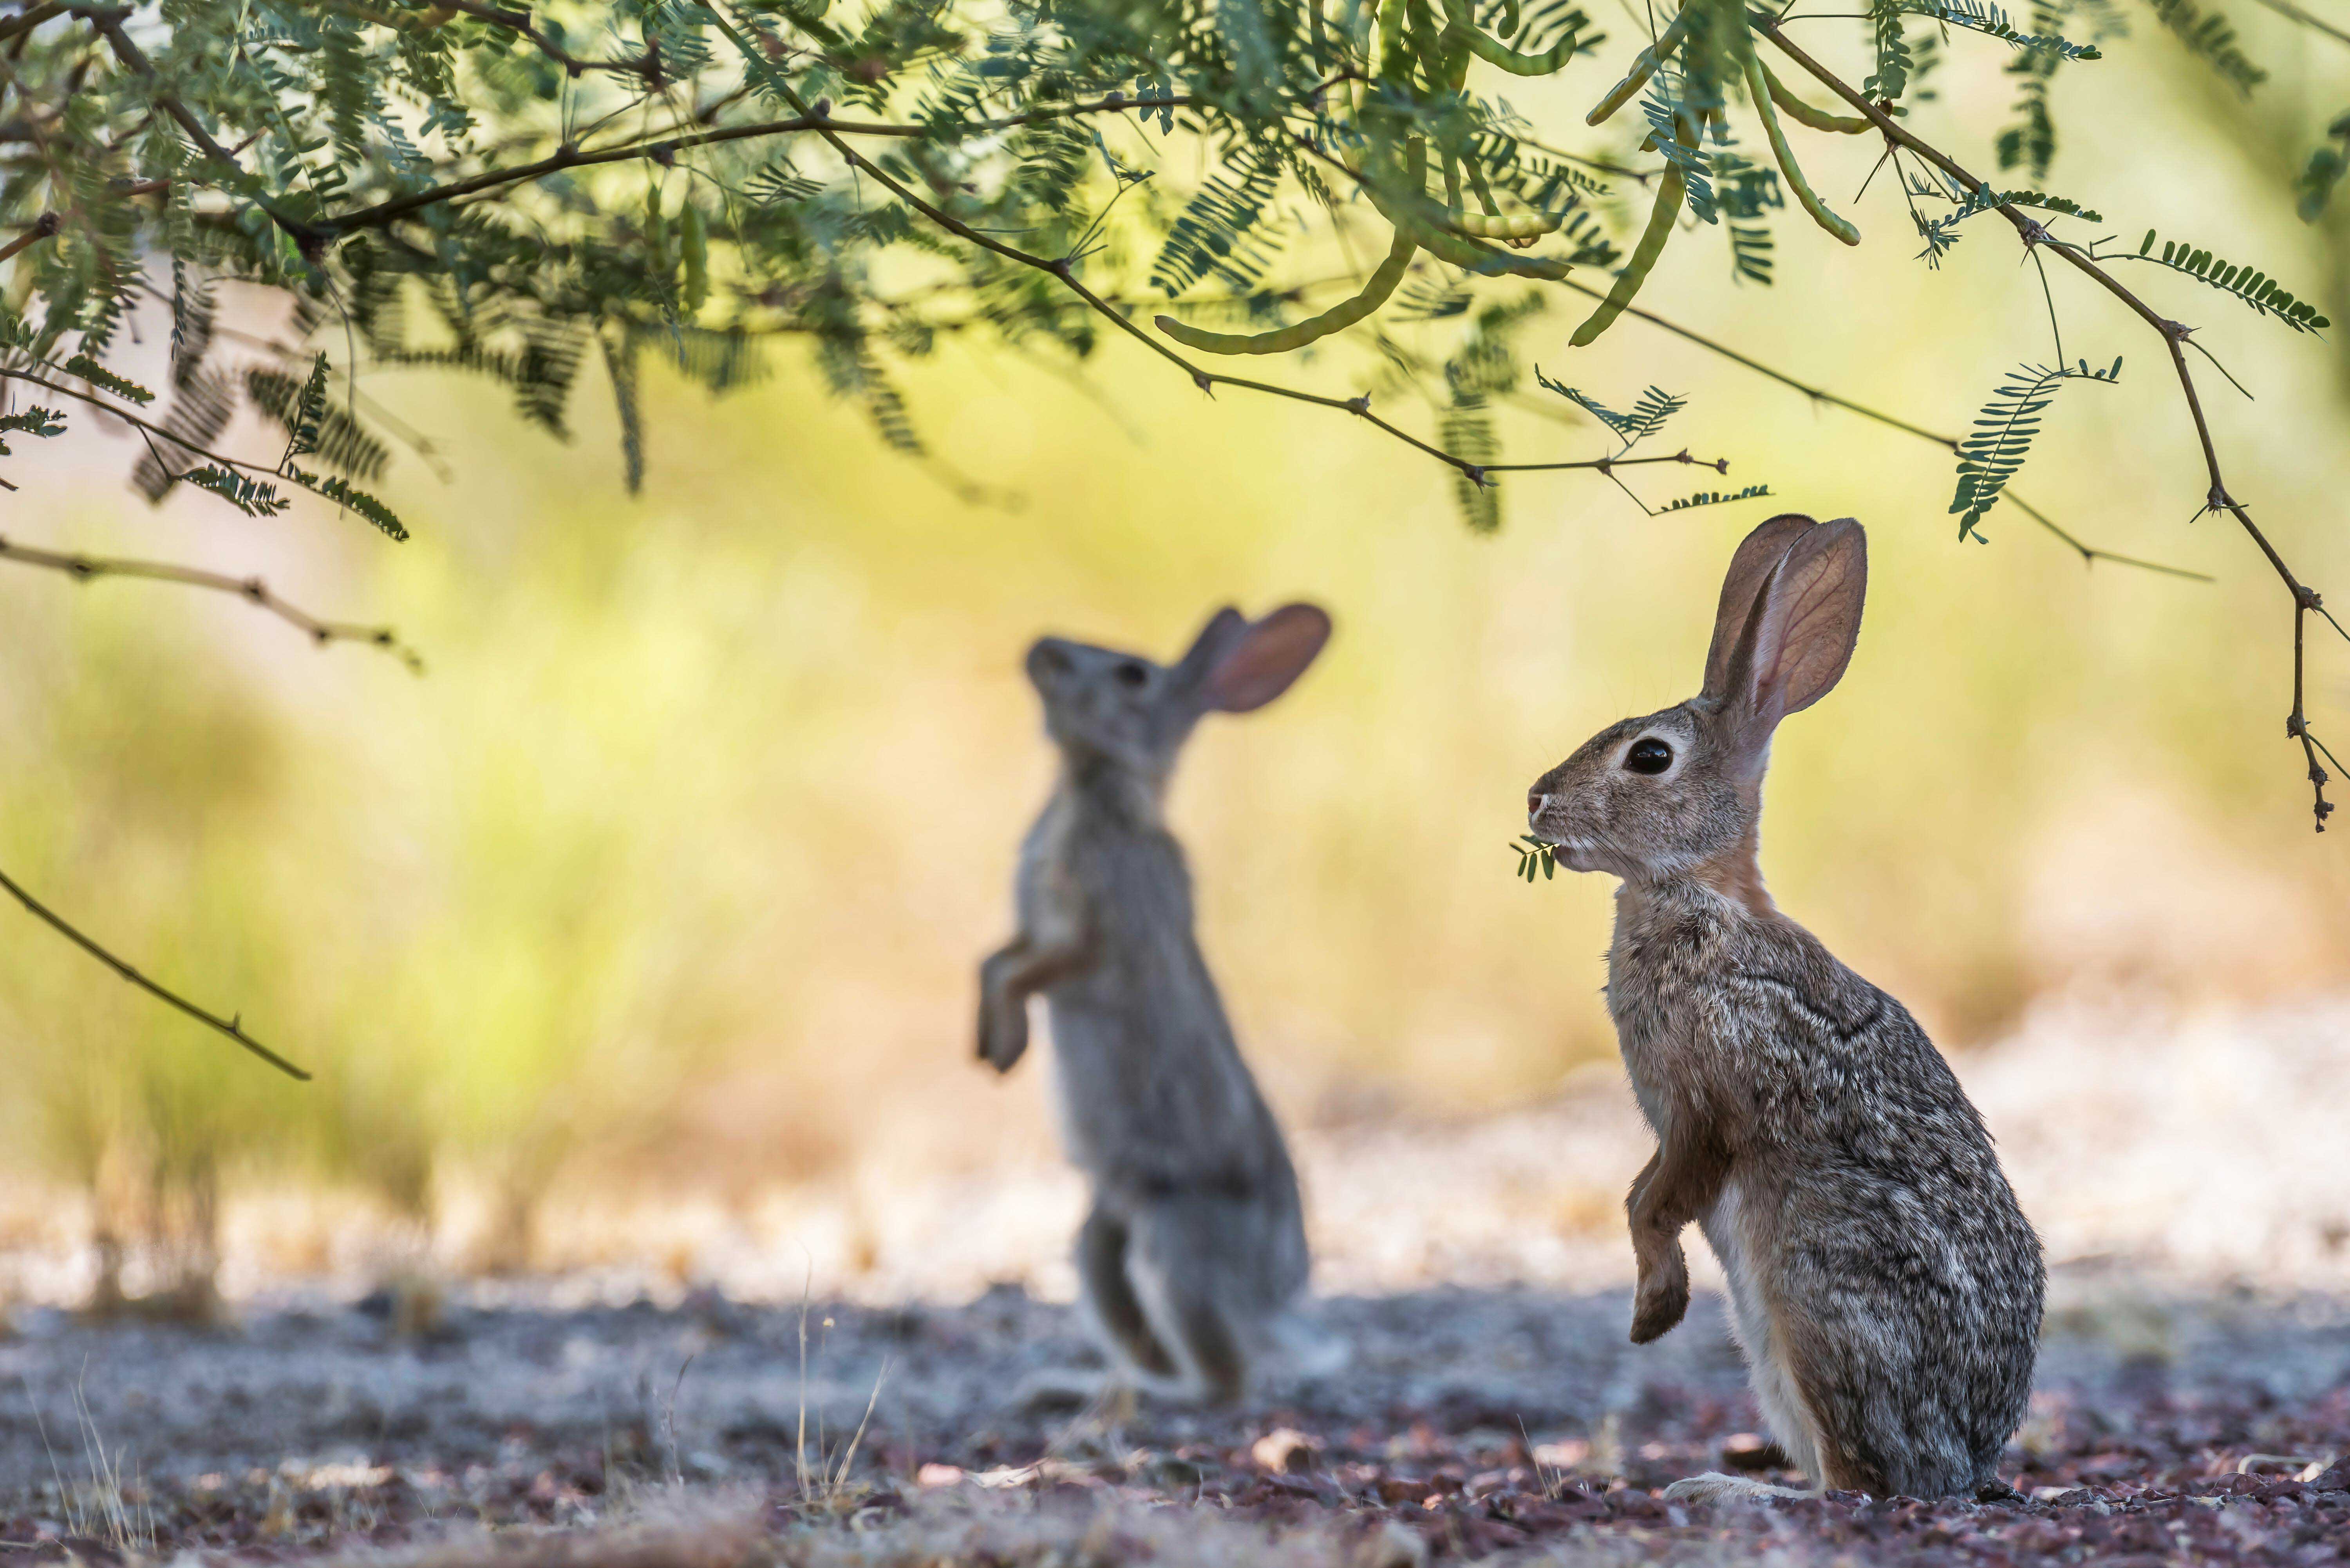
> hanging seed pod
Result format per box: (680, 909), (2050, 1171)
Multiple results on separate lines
(1437, 0), (1586, 76)
(1438, 203), (1565, 241)
(680, 203), (709, 312)
(644, 186), (671, 281)
(1743, 52), (1860, 245)
(1569, 120), (1689, 345)
(1586, 4), (1694, 125)
(1155, 226), (1419, 354)
(1759, 60), (1871, 135)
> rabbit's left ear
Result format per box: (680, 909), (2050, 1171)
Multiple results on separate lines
(1716, 519), (1866, 754)
(1196, 603), (1332, 714)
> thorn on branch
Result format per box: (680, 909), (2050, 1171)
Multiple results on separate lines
(1347, 396), (1370, 415)
(651, 141), (677, 168)
(2016, 219), (2050, 250)
(1464, 465), (1488, 488)
(2297, 584), (2323, 611)
(2162, 318), (2194, 342)
(2209, 483), (2234, 512)
(1192, 371), (1214, 393)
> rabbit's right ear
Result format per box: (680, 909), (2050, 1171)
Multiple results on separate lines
(1712, 518), (1867, 760)
(1701, 514), (1820, 700)
(1194, 603), (1332, 713)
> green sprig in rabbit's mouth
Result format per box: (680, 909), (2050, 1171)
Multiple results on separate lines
(1511, 835), (1564, 882)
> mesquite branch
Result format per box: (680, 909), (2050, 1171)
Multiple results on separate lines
(0, 535), (424, 670)
(0, 862), (310, 1080)
(1757, 19), (2342, 828)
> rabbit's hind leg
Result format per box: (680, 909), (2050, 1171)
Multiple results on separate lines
(1076, 1204), (1179, 1380)
(1124, 1199), (1250, 1407)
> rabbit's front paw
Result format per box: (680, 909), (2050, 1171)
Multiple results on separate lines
(1629, 1271), (1689, 1344)
(977, 996), (1030, 1072)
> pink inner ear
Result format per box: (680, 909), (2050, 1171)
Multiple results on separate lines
(1204, 605), (1330, 712)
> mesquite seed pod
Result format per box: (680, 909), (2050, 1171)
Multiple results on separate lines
(1743, 52), (1860, 245)
(1438, 0), (1584, 77)
(1155, 226), (1418, 354)
(645, 187), (671, 280)
(1570, 115), (1692, 346)
(680, 204), (709, 312)
(1587, 4), (1693, 125)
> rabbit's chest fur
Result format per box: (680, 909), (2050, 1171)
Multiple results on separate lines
(1021, 791), (1293, 1196)
(1609, 879), (2039, 1278)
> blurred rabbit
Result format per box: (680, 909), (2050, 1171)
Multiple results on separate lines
(977, 603), (1338, 1406)
(1524, 516), (2043, 1502)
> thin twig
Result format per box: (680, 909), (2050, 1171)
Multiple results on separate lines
(1549, 277), (2210, 580)
(1761, 17), (2340, 827)
(0, 862), (310, 1080)
(2242, 0), (2350, 49)
(0, 535), (424, 671)
(0, 367), (298, 483)
(0, 2), (66, 46)
(430, 0), (656, 78)
(0, 208), (56, 262)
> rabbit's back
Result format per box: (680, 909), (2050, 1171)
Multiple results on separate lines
(1033, 807), (1299, 1208)
(1612, 889), (2043, 1494)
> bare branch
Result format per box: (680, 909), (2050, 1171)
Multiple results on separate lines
(0, 534), (423, 670)
(1554, 276), (2211, 580)
(0, 861), (311, 1080)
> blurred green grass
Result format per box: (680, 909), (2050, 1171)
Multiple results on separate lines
(1, 26), (2346, 1290)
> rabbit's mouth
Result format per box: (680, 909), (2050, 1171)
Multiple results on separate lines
(1530, 831), (1601, 873)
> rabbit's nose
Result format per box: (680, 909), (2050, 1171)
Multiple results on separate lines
(1528, 791), (1550, 820)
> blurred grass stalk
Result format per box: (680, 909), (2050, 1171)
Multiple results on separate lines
(0, 27), (2346, 1305)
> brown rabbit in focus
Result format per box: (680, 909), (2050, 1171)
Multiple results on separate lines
(1525, 516), (2043, 1502)
(978, 604), (1339, 1406)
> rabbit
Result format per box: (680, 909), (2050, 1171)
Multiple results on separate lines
(1524, 515), (2044, 1503)
(976, 602), (1339, 1407)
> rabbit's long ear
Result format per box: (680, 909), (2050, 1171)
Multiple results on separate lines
(1196, 603), (1332, 713)
(1716, 518), (1867, 755)
(1173, 606), (1249, 687)
(1702, 514), (1820, 700)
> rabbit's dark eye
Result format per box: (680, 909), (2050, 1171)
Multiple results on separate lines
(1114, 661), (1150, 688)
(1624, 738), (1674, 775)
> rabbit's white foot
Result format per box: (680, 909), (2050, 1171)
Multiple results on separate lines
(1662, 1472), (1810, 1505)
(1013, 1366), (1137, 1417)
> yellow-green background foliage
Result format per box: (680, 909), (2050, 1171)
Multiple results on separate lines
(1, 25), (2345, 1274)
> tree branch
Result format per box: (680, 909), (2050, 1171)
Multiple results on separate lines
(0, 860), (310, 1080)
(319, 94), (1195, 236)
(69, 4), (326, 244)
(0, 534), (424, 670)
(1760, 17), (2338, 827)
(1553, 275), (2212, 581)
(428, 0), (657, 78)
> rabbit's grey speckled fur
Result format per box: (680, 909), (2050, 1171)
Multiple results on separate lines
(1527, 516), (2044, 1502)
(977, 605), (1334, 1405)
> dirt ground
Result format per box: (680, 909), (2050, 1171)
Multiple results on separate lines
(5, 1000), (2350, 1563)
(4, 1263), (2347, 1566)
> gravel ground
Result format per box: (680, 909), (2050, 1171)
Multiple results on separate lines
(4, 1263), (2347, 1564)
